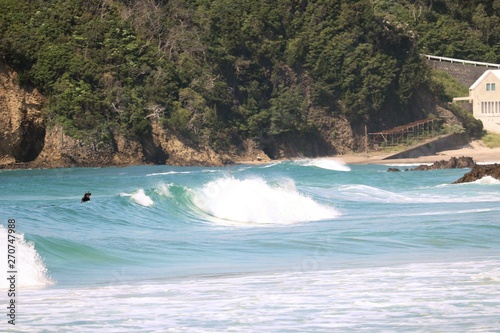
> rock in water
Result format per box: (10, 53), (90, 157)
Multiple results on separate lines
(412, 156), (476, 171)
(453, 164), (500, 183)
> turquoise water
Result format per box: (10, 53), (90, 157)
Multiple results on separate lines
(1, 159), (500, 332)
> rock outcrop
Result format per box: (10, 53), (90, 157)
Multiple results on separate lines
(150, 122), (225, 166)
(453, 164), (500, 183)
(412, 156), (476, 171)
(0, 62), (46, 165)
(387, 156), (476, 172)
(29, 126), (147, 168)
(0, 62), (271, 169)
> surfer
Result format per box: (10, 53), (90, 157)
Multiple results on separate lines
(81, 192), (91, 203)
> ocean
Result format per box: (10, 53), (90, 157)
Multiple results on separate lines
(1, 159), (499, 332)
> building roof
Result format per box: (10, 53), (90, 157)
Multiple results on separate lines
(470, 69), (500, 90)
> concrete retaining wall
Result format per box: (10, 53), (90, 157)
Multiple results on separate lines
(383, 133), (470, 159)
(426, 59), (489, 88)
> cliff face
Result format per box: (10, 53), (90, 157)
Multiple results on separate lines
(30, 123), (228, 168)
(0, 62), (45, 165)
(0, 62), (269, 168)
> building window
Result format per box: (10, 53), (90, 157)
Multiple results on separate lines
(486, 83), (496, 91)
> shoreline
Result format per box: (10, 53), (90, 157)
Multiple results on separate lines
(339, 140), (500, 165)
(2, 141), (500, 170)
(237, 140), (500, 166)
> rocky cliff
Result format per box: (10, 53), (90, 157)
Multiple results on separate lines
(0, 62), (45, 165)
(0, 62), (269, 169)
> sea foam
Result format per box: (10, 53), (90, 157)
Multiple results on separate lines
(192, 177), (339, 226)
(0, 225), (53, 289)
(473, 176), (500, 185)
(155, 183), (173, 198)
(131, 189), (154, 206)
(296, 158), (351, 171)
(336, 184), (500, 204)
(120, 189), (154, 206)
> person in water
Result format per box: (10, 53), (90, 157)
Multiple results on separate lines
(81, 192), (91, 203)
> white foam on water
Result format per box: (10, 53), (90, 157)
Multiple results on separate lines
(446, 175), (500, 187)
(258, 161), (282, 168)
(14, 258), (500, 332)
(477, 161), (500, 165)
(296, 158), (351, 171)
(154, 183), (173, 198)
(382, 163), (433, 167)
(336, 184), (500, 203)
(147, 169), (219, 177)
(0, 225), (53, 290)
(147, 171), (193, 176)
(122, 189), (154, 206)
(472, 175), (500, 185)
(191, 177), (339, 226)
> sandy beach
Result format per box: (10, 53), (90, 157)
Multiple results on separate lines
(238, 140), (500, 166)
(337, 140), (500, 165)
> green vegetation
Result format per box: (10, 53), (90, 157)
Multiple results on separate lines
(447, 103), (484, 138)
(481, 133), (500, 148)
(0, 0), (498, 153)
(430, 70), (469, 102)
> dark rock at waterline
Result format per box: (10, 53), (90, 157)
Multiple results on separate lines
(453, 163), (500, 183)
(412, 156), (476, 171)
(386, 156), (476, 172)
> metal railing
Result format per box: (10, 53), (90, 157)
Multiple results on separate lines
(423, 54), (500, 68)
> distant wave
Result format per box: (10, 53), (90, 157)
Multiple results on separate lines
(0, 225), (53, 289)
(258, 162), (283, 168)
(295, 158), (351, 171)
(477, 161), (500, 165)
(147, 169), (219, 177)
(190, 177), (339, 226)
(328, 184), (500, 204)
(146, 171), (193, 176)
(382, 163), (432, 167)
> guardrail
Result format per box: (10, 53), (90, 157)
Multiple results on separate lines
(422, 54), (500, 68)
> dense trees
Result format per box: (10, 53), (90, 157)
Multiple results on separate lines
(0, 0), (496, 151)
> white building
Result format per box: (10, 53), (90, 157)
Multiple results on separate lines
(454, 69), (500, 134)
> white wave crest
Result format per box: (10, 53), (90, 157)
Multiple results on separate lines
(147, 171), (192, 176)
(335, 184), (500, 204)
(296, 158), (351, 171)
(473, 176), (500, 185)
(192, 177), (339, 226)
(155, 183), (173, 198)
(123, 189), (154, 206)
(0, 225), (53, 290)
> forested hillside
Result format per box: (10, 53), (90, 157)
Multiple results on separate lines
(0, 0), (495, 163)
